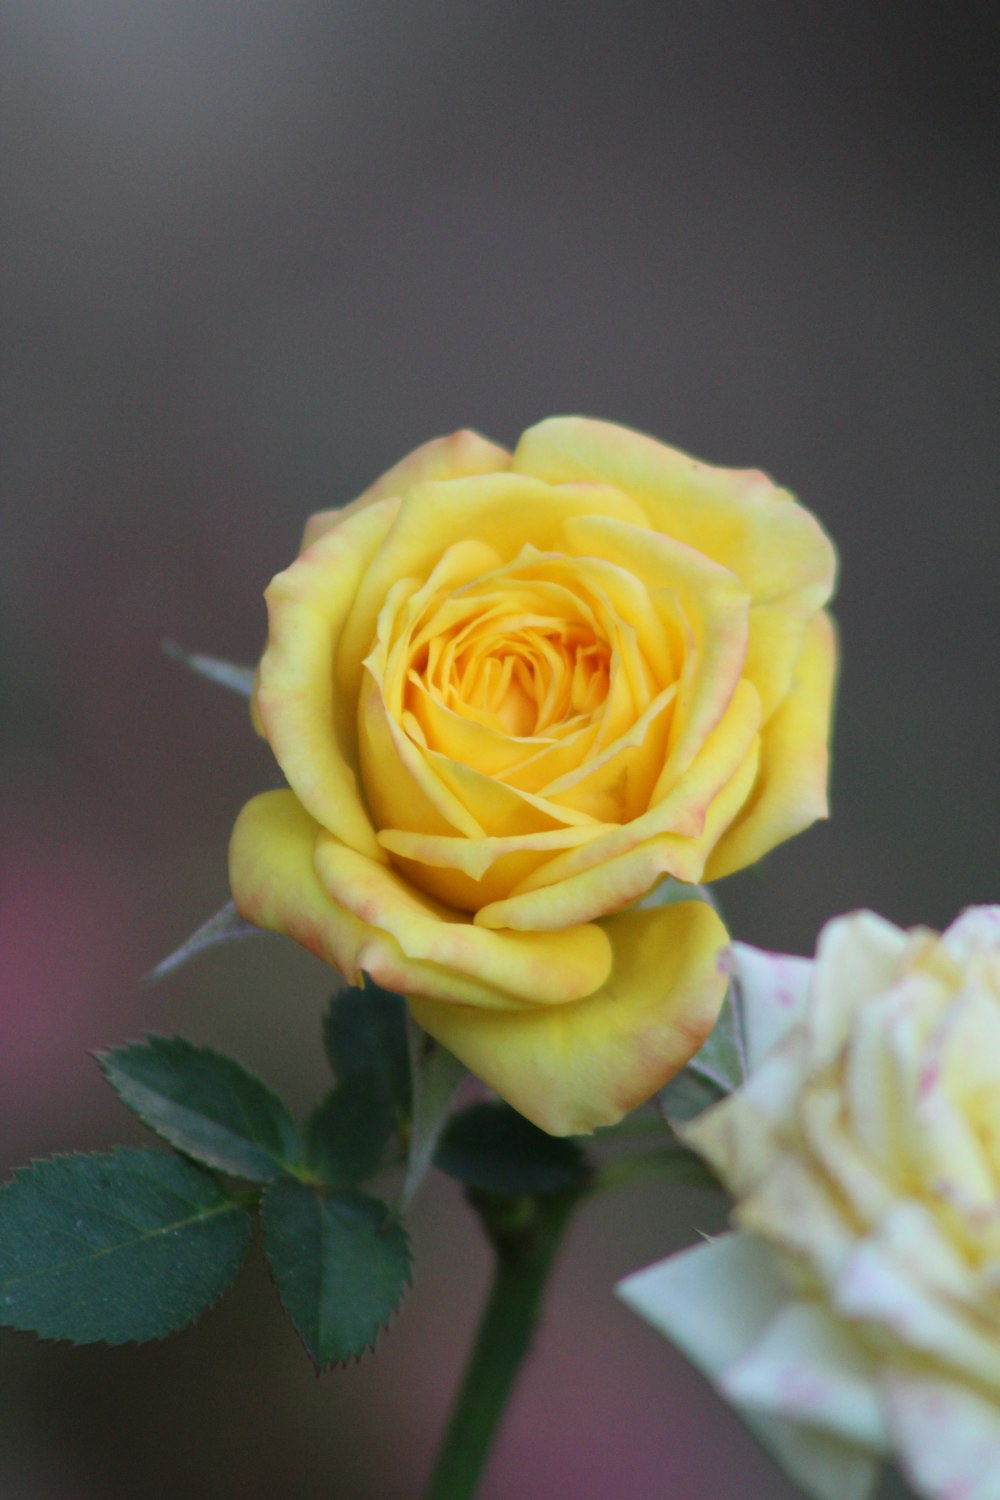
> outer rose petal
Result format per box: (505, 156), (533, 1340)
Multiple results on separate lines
(513, 416), (837, 612)
(407, 899), (728, 1135)
(743, 603), (811, 722)
(723, 1299), (887, 1451)
(617, 1234), (882, 1500)
(229, 790), (558, 1011)
(885, 1374), (1000, 1500)
(312, 833), (613, 1007)
(702, 611), (837, 880)
(727, 940), (814, 1070)
(256, 498), (399, 861)
(940, 904), (1000, 959)
(300, 429), (512, 548)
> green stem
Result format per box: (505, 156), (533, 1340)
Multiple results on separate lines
(422, 1190), (580, 1500)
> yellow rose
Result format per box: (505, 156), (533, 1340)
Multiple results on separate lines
(229, 417), (837, 1134)
(620, 908), (1000, 1500)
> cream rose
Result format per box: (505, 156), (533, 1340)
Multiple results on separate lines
(229, 417), (836, 1134)
(620, 908), (1000, 1500)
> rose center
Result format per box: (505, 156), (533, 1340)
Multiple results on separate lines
(405, 600), (615, 743)
(455, 625), (611, 737)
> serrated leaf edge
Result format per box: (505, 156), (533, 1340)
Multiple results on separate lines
(95, 1035), (303, 1183)
(259, 1182), (412, 1372)
(0, 1149), (254, 1349)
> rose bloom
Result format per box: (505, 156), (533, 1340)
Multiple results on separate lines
(229, 417), (836, 1134)
(619, 908), (1000, 1500)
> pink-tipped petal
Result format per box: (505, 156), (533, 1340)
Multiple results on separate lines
(408, 899), (728, 1135)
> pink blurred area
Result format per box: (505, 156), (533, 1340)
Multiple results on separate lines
(1, 805), (140, 1138)
(3, 2), (996, 1497)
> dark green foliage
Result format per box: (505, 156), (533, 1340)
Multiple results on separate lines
(690, 987), (746, 1093)
(435, 1102), (591, 1196)
(323, 984), (411, 1119)
(305, 1071), (395, 1187)
(0, 1149), (251, 1345)
(261, 1181), (411, 1368)
(98, 1035), (302, 1181)
(656, 1068), (728, 1122)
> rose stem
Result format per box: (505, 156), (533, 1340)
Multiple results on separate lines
(421, 1187), (582, 1500)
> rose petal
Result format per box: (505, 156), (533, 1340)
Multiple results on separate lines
(359, 655), (489, 841)
(300, 429), (512, 548)
(806, 909), (910, 1068)
(844, 974), (938, 1180)
(798, 1083), (896, 1225)
(941, 905), (1000, 960)
(407, 899), (728, 1134)
(538, 681), (677, 822)
(679, 1046), (810, 1196)
(724, 1300), (887, 1451)
(229, 791), (539, 1010)
(617, 1234), (882, 1500)
(834, 1239), (1000, 1392)
(867, 1201), (981, 1308)
(736, 1154), (858, 1285)
(475, 752), (757, 932)
(727, 940), (814, 1069)
(338, 473), (649, 703)
(703, 610), (836, 880)
(912, 1008), (999, 1215)
(491, 677), (762, 909)
(256, 499), (398, 860)
(744, 602), (811, 722)
(564, 512), (751, 782)
(313, 831), (613, 1007)
(513, 416), (837, 611)
(375, 823), (605, 913)
(885, 1372), (1000, 1500)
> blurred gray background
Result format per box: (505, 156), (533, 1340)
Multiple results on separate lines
(2, 2), (998, 1497)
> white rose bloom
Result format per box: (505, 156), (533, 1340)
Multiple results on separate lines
(618, 907), (1000, 1500)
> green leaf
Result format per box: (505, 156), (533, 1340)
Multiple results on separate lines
(98, 1035), (302, 1182)
(262, 1180), (411, 1368)
(0, 1149), (252, 1345)
(689, 986), (746, 1093)
(305, 1071), (395, 1187)
(656, 1068), (726, 1122)
(323, 984), (411, 1117)
(146, 900), (261, 983)
(161, 640), (255, 698)
(436, 1103), (591, 1196)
